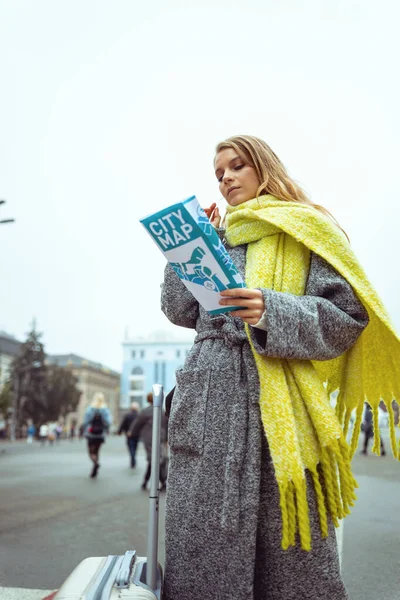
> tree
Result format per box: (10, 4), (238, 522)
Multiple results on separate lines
(10, 324), (48, 429)
(0, 381), (12, 415)
(46, 365), (81, 421)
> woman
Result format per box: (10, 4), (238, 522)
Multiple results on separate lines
(161, 135), (400, 600)
(83, 392), (112, 478)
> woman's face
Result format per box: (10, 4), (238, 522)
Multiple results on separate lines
(214, 148), (260, 206)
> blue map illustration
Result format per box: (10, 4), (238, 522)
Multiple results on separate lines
(196, 205), (215, 237)
(196, 205), (244, 283)
(170, 246), (226, 292)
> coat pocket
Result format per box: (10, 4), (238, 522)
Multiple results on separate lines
(168, 368), (211, 455)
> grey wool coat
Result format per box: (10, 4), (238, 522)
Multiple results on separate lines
(161, 239), (369, 600)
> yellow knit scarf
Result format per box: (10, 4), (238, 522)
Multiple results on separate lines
(225, 195), (400, 551)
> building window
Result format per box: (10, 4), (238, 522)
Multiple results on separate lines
(131, 350), (136, 359)
(176, 349), (181, 358)
(161, 361), (166, 388)
(132, 366), (144, 375)
(130, 380), (144, 391)
(154, 361), (159, 383)
(140, 350), (145, 359)
(130, 393), (145, 407)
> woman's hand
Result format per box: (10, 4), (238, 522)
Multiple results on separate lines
(219, 288), (265, 325)
(204, 202), (221, 228)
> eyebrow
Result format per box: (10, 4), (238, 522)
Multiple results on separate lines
(215, 155), (242, 176)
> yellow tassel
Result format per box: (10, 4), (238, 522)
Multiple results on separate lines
(328, 448), (344, 519)
(335, 392), (345, 425)
(333, 438), (357, 514)
(350, 402), (364, 457)
(310, 468), (329, 538)
(279, 482), (290, 551)
(342, 409), (352, 438)
(371, 405), (381, 455)
(320, 448), (339, 527)
(286, 481), (297, 547)
(294, 478), (311, 551)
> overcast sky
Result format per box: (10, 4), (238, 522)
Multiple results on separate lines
(1, 0), (399, 372)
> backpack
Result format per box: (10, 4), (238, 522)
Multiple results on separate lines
(88, 410), (105, 435)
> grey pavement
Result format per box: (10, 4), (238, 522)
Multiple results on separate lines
(0, 433), (399, 599)
(0, 436), (165, 594)
(0, 587), (54, 599)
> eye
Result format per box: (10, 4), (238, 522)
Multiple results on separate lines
(234, 164), (244, 171)
(217, 174), (223, 183)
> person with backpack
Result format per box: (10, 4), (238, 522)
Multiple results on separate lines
(118, 401), (140, 468)
(83, 392), (112, 478)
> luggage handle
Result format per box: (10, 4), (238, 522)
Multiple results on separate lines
(115, 550), (137, 588)
(85, 555), (123, 600)
(146, 383), (163, 591)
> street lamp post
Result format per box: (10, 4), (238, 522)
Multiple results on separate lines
(0, 200), (15, 225)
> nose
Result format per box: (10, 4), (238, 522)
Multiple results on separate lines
(222, 170), (234, 185)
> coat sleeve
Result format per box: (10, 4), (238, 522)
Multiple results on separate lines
(83, 409), (92, 427)
(249, 252), (369, 361)
(103, 409), (112, 428)
(129, 410), (147, 440)
(118, 415), (128, 435)
(161, 263), (199, 329)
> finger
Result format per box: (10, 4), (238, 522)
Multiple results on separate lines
(220, 288), (261, 298)
(212, 208), (221, 225)
(219, 296), (263, 307)
(220, 300), (262, 311)
(204, 203), (217, 218)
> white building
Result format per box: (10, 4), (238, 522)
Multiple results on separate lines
(120, 330), (194, 411)
(0, 332), (21, 392)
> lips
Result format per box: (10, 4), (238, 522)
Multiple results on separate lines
(227, 186), (240, 196)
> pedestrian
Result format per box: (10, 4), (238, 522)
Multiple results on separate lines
(0, 415), (6, 440)
(55, 423), (63, 442)
(48, 422), (57, 445)
(129, 392), (168, 491)
(160, 135), (400, 600)
(69, 423), (76, 440)
(26, 422), (36, 444)
(39, 423), (49, 446)
(118, 402), (140, 468)
(83, 392), (112, 478)
(361, 403), (386, 456)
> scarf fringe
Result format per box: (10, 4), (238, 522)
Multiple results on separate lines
(279, 436), (357, 551)
(342, 400), (400, 461)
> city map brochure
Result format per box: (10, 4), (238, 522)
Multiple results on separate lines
(140, 195), (245, 314)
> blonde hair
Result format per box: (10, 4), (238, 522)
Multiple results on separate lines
(215, 135), (348, 239)
(91, 392), (107, 409)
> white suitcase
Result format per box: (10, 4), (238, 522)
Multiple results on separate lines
(54, 384), (165, 600)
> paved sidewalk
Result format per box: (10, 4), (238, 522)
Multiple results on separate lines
(0, 587), (56, 599)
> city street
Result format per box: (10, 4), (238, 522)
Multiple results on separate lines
(0, 434), (399, 599)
